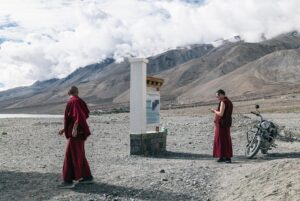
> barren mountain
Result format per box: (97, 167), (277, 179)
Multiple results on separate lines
(0, 44), (213, 113)
(1, 32), (300, 113)
(179, 48), (300, 102)
(116, 31), (300, 103)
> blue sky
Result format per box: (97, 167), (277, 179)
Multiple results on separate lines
(183, 0), (205, 4)
(0, 38), (5, 44)
(0, 22), (18, 29)
(0, 0), (300, 91)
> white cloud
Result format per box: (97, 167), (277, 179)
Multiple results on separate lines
(0, 0), (300, 91)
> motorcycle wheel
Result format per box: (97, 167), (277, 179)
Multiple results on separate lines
(246, 127), (258, 144)
(245, 136), (262, 159)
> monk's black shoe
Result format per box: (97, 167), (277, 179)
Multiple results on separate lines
(217, 157), (226, 162)
(225, 158), (232, 163)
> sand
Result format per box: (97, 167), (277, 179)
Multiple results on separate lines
(0, 110), (299, 201)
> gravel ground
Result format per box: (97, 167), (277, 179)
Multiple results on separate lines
(0, 110), (299, 201)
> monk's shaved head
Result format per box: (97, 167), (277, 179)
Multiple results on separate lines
(68, 86), (79, 96)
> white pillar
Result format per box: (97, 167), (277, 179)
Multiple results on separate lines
(129, 58), (148, 134)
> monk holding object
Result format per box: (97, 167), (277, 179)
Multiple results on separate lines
(210, 89), (233, 163)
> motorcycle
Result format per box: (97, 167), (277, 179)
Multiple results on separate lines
(245, 105), (279, 159)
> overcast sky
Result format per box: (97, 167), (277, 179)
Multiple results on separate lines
(0, 0), (300, 91)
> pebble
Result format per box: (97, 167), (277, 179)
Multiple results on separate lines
(160, 169), (165, 173)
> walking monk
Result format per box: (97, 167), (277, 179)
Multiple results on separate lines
(58, 86), (93, 188)
(210, 89), (233, 163)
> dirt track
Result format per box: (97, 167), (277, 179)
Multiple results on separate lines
(0, 110), (299, 201)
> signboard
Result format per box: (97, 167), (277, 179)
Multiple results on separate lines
(146, 89), (160, 124)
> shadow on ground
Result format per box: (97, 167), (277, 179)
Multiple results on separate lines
(156, 151), (247, 162)
(73, 181), (195, 200)
(154, 151), (300, 163)
(0, 170), (195, 201)
(156, 151), (213, 160)
(264, 152), (300, 159)
(0, 171), (61, 201)
(232, 152), (300, 163)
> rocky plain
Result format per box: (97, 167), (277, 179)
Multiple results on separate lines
(0, 103), (299, 201)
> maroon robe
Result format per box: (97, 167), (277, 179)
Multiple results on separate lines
(213, 97), (233, 158)
(62, 95), (92, 182)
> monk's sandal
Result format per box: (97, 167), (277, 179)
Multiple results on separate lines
(58, 181), (75, 189)
(78, 176), (94, 184)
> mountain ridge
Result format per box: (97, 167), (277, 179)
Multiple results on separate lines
(1, 31), (300, 113)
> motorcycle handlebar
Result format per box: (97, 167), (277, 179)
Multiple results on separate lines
(251, 111), (263, 120)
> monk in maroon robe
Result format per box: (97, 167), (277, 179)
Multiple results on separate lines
(211, 89), (233, 163)
(58, 86), (93, 187)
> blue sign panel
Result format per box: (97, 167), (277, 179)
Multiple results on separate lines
(146, 90), (160, 124)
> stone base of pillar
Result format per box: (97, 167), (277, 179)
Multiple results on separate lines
(130, 131), (167, 156)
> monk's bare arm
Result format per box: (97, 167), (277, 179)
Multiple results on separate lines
(213, 101), (225, 117)
(72, 122), (78, 137)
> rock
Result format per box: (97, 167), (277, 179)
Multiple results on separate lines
(160, 169), (165, 173)
(162, 178), (168, 181)
(2, 132), (7, 135)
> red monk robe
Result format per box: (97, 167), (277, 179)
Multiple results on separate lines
(62, 95), (92, 182)
(213, 97), (233, 159)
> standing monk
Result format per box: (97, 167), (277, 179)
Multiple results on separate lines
(58, 86), (93, 188)
(210, 89), (233, 163)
